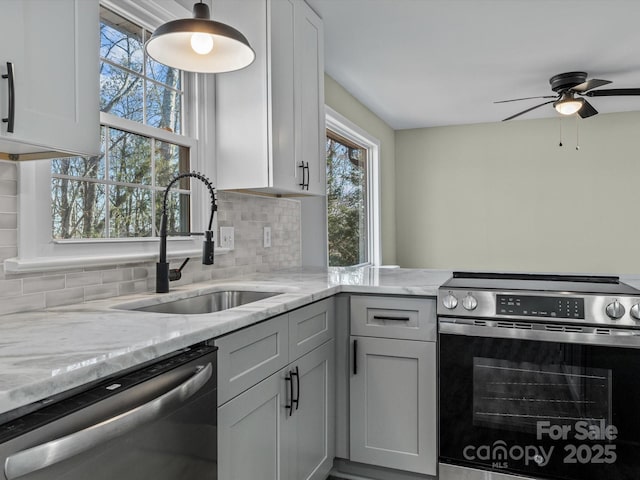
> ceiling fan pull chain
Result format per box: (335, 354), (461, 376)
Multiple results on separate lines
(558, 117), (563, 147)
(575, 115), (580, 151)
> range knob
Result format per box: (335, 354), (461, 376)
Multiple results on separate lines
(605, 300), (625, 320)
(462, 294), (478, 311)
(442, 292), (458, 310)
(630, 303), (640, 320)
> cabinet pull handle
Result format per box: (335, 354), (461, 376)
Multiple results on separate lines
(2, 62), (15, 133)
(292, 366), (300, 410)
(304, 162), (310, 190)
(285, 370), (294, 416)
(298, 162), (306, 189)
(353, 339), (358, 375)
(372, 315), (411, 322)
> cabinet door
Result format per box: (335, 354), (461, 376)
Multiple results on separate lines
(218, 367), (293, 480)
(350, 336), (437, 475)
(295, 0), (325, 195)
(0, 0), (99, 157)
(214, 0), (270, 189)
(270, 0), (299, 192)
(289, 340), (335, 480)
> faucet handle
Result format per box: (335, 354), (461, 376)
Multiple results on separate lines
(169, 258), (190, 281)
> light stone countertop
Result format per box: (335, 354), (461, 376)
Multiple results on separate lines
(0, 267), (451, 419)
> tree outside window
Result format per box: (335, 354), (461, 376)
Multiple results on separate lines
(326, 131), (368, 266)
(51, 6), (189, 240)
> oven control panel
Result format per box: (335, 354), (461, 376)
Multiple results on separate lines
(496, 294), (585, 319)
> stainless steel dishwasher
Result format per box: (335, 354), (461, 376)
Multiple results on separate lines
(0, 343), (217, 480)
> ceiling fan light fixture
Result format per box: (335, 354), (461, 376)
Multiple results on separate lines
(554, 93), (583, 116)
(145, 1), (255, 73)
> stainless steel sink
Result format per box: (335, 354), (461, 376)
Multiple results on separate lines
(129, 290), (282, 315)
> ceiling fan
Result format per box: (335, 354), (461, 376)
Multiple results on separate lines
(496, 71), (640, 121)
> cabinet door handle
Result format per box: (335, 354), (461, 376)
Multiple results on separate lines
(372, 315), (411, 322)
(299, 162), (306, 189)
(285, 370), (294, 416)
(353, 339), (358, 375)
(292, 366), (300, 410)
(2, 62), (15, 133)
(304, 162), (310, 190)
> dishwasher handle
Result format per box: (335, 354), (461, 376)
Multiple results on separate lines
(4, 362), (213, 480)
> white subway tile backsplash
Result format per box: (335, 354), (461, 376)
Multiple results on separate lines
(46, 287), (84, 308)
(0, 279), (22, 298)
(0, 180), (17, 197)
(84, 283), (119, 301)
(0, 213), (17, 230)
(102, 268), (133, 284)
(23, 275), (66, 294)
(0, 229), (17, 246)
(0, 191), (301, 314)
(66, 271), (103, 288)
(0, 293), (45, 315)
(0, 245), (17, 261)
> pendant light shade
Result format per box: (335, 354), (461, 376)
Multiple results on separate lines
(145, 2), (255, 74)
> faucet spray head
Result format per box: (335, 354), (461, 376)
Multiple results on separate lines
(203, 230), (214, 265)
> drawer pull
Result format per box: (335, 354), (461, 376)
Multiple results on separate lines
(372, 315), (411, 322)
(353, 339), (358, 375)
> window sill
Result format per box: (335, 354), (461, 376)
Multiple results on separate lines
(4, 248), (231, 273)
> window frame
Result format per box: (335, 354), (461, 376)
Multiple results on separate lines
(7, 0), (217, 273)
(325, 105), (381, 266)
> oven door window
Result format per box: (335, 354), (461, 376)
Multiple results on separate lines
(439, 333), (640, 480)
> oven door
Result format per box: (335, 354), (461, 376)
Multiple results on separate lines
(439, 321), (640, 480)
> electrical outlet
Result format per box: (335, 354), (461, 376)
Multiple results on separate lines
(263, 226), (271, 248)
(220, 226), (234, 249)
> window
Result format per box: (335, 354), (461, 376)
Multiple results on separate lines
(51, 6), (191, 241)
(326, 107), (380, 266)
(10, 0), (213, 272)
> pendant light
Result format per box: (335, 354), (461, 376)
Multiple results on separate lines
(145, 1), (255, 74)
(553, 92), (583, 116)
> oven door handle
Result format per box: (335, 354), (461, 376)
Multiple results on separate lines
(439, 321), (640, 348)
(4, 362), (212, 480)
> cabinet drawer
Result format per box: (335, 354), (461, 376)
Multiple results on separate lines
(350, 295), (436, 341)
(289, 298), (334, 361)
(216, 314), (289, 405)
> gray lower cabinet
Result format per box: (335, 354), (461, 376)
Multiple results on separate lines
(349, 336), (437, 475)
(218, 339), (335, 480)
(348, 295), (437, 476)
(217, 298), (335, 480)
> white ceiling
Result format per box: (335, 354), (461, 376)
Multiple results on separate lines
(305, 0), (640, 129)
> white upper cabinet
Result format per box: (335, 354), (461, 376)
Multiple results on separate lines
(0, 0), (100, 160)
(214, 0), (326, 195)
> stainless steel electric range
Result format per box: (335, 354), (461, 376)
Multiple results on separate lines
(437, 272), (640, 480)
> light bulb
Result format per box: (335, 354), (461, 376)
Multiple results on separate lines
(554, 93), (583, 115)
(190, 33), (214, 55)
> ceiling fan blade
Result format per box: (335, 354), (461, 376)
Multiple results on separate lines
(494, 95), (556, 104)
(502, 100), (556, 121)
(578, 99), (598, 118)
(572, 78), (612, 92)
(585, 88), (640, 97)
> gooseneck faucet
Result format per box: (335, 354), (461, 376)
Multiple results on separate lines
(157, 171), (217, 293)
